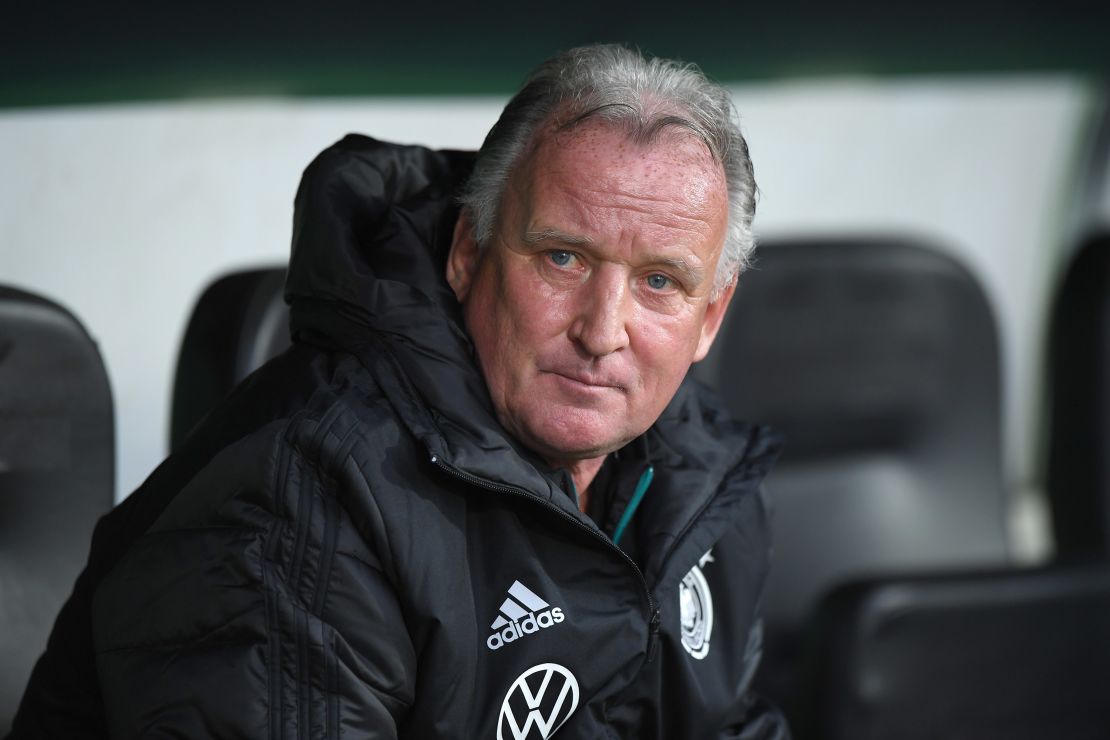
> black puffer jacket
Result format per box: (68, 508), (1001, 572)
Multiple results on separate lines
(11, 135), (787, 739)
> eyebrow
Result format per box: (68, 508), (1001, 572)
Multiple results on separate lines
(522, 228), (594, 246)
(652, 256), (704, 285)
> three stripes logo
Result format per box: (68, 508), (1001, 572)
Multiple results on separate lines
(487, 580), (565, 651)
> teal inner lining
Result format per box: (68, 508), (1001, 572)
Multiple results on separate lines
(612, 465), (654, 547)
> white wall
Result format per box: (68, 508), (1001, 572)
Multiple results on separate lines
(0, 79), (1091, 560)
(1, 97), (503, 499)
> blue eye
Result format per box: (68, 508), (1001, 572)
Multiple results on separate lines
(646, 274), (671, 290)
(549, 250), (573, 266)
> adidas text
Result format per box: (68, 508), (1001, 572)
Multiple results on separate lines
(487, 580), (566, 651)
(487, 607), (564, 650)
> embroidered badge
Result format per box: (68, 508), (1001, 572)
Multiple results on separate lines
(679, 550), (714, 659)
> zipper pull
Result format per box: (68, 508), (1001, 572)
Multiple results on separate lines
(647, 608), (661, 663)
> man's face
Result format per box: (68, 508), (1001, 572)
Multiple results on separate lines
(448, 121), (735, 463)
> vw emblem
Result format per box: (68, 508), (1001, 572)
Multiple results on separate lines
(679, 550), (715, 660)
(497, 662), (580, 740)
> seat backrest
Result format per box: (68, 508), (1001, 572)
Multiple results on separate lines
(170, 268), (289, 450)
(802, 565), (1110, 740)
(0, 286), (114, 731)
(693, 237), (1009, 632)
(1047, 232), (1110, 557)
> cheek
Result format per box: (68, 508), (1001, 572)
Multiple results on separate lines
(504, 264), (575, 337)
(468, 259), (559, 382)
(631, 308), (704, 383)
(463, 267), (510, 375)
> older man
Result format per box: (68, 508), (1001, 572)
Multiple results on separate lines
(11, 45), (786, 739)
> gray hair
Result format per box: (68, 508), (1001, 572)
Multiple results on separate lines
(460, 44), (757, 298)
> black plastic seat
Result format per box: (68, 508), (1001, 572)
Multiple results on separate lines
(692, 237), (1010, 710)
(800, 564), (1110, 740)
(796, 233), (1110, 738)
(1047, 231), (1110, 557)
(0, 286), (114, 731)
(170, 268), (289, 450)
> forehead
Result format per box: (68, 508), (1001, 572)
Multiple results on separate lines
(524, 118), (725, 196)
(510, 120), (729, 249)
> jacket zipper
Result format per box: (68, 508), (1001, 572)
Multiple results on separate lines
(429, 453), (661, 662)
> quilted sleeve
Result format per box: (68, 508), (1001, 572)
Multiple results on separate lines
(91, 432), (416, 739)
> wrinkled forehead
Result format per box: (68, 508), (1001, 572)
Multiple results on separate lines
(532, 106), (720, 167)
(554, 100), (723, 162)
(502, 118), (730, 264)
(518, 116), (725, 194)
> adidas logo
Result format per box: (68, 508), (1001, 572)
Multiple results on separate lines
(486, 580), (565, 651)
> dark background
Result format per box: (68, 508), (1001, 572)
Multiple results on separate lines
(4, 0), (1109, 107)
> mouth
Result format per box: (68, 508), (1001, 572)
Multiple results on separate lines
(547, 370), (628, 393)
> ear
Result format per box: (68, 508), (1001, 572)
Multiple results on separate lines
(446, 210), (481, 303)
(693, 277), (737, 362)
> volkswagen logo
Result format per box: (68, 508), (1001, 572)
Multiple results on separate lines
(496, 662), (580, 740)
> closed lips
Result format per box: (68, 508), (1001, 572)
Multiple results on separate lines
(548, 370), (627, 391)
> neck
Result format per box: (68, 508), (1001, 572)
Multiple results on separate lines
(549, 455), (607, 512)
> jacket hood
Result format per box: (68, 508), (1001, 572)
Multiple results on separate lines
(284, 136), (780, 553)
(287, 134), (473, 354)
(286, 135), (570, 502)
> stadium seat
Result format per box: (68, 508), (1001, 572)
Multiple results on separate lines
(0, 286), (114, 731)
(692, 237), (1010, 713)
(170, 268), (289, 450)
(797, 564), (1110, 740)
(1046, 231), (1110, 557)
(788, 232), (1110, 739)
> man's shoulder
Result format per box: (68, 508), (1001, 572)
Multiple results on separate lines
(96, 345), (405, 565)
(89, 345), (419, 644)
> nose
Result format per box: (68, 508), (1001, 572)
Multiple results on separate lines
(568, 268), (631, 357)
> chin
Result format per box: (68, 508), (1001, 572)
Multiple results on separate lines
(520, 416), (633, 462)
